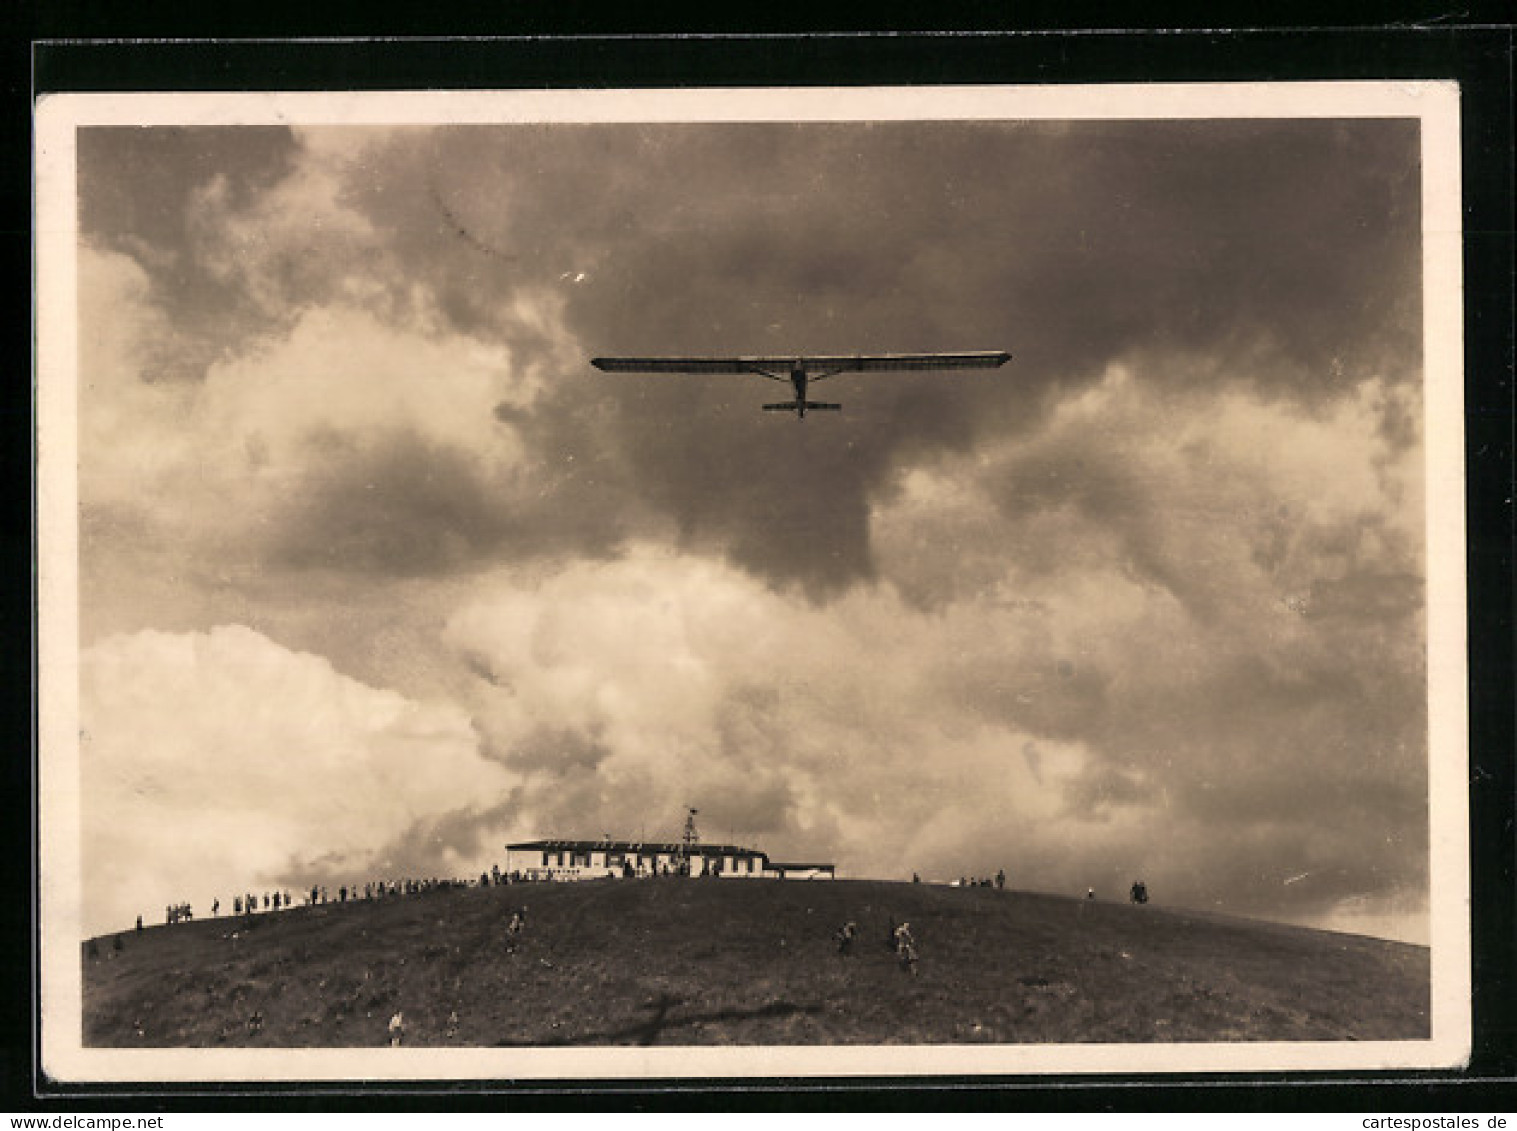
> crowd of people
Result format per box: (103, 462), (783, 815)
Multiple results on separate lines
(478, 863), (574, 886)
(141, 861), (1147, 943)
(147, 858), (729, 929)
(954, 868), (1009, 890)
(144, 868), (523, 932)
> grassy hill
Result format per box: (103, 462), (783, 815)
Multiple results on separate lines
(82, 878), (1429, 1046)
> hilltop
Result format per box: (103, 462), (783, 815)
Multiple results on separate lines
(82, 878), (1429, 1046)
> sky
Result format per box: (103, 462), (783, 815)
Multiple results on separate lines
(70, 113), (1432, 942)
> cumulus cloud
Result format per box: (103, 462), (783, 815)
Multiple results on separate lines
(68, 115), (1432, 943)
(435, 406), (1426, 931)
(80, 626), (514, 935)
(440, 550), (1088, 867)
(78, 119), (1422, 601)
(77, 239), (634, 657)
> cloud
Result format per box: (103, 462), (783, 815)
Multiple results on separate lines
(866, 366), (1428, 927)
(77, 248), (637, 656)
(79, 626), (514, 934)
(433, 427), (1426, 926)
(77, 126), (303, 383)
(68, 117), (1432, 943)
(77, 119), (1421, 601)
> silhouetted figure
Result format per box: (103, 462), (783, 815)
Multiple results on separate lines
(505, 907), (526, 951)
(135, 915), (143, 932)
(1129, 880), (1148, 905)
(834, 921), (857, 956)
(893, 921), (918, 975)
(212, 899), (220, 917)
(996, 869), (1006, 890)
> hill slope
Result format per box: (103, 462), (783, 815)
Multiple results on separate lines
(82, 878), (1429, 1046)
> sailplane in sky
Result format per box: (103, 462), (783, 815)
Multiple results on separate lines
(591, 351), (1012, 419)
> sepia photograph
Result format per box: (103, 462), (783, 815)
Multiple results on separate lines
(35, 82), (1469, 1082)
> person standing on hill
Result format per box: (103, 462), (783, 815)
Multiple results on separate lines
(893, 921), (918, 975)
(834, 921), (857, 956)
(996, 869), (1006, 891)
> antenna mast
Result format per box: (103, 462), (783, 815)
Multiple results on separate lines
(680, 807), (700, 865)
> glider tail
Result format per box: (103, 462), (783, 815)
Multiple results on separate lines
(763, 401), (841, 417)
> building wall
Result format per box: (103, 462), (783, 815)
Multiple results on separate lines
(766, 866), (834, 881)
(503, 844), (793, 881)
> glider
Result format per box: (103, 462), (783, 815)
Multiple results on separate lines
(590, 351), (1012, 418)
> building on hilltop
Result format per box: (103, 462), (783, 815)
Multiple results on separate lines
(504, 838), (835, 881)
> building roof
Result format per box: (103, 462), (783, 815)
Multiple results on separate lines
(505, 838), (767, 858)
(505, 838), (835, 870)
